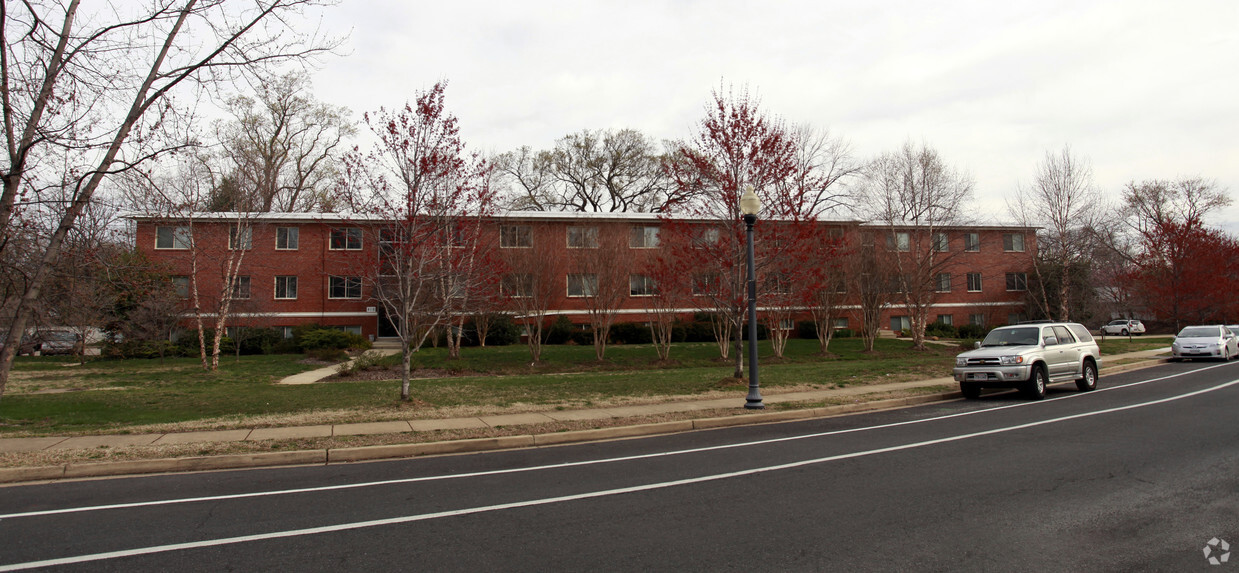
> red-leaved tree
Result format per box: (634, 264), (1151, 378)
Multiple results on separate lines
(338, 82), (497, 402)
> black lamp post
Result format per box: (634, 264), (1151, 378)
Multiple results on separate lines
(740, 185), (763, 409)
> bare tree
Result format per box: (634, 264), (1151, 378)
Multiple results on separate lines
(573, 226), (630, 360)
(496, 129), (670, 213)
(849, 233), (897, 352)
(500, 240), (566, 363)
(858, 141), (973, 350)
(216, 71), (353, 212)
(0, 0), (340, 400)
(1007, 146), (1106, 321)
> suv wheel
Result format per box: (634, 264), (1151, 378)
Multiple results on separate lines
(1075, 360), (1098, 392)
(1120, 329), (1128, 336)
(1023, 365), (1047, 400)
(960, 383), (981, 399)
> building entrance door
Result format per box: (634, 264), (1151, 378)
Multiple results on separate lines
(377, 305), (399, 338)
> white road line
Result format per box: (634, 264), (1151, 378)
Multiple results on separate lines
(2, 376), (1234, 572)
(1, 361), (1228, 522)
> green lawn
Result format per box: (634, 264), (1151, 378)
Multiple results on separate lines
(0, 335), (1159, 436)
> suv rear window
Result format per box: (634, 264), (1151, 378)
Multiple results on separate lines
(1068, 324), (1093, 343)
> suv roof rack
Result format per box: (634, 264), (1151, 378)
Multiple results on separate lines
(1018, 320), (1054, 324)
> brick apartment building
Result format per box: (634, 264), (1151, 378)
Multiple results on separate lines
(131, 212), (1036, 341)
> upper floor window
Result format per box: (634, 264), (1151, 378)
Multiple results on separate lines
(630, 225), (660, 248)
(500, 225), (532, 248)
(1006, 272), (1028, 291)
(229, 227), (252, 250)
(935, 273), (952, 293)
(692, 273), (720, 296)
(330, 227), (362, 250)
(963, 232), (980, 252)
(155, 226), (191, 250)
(933, 233), (949, 252)
(567, 273), (598, 297)
(967, 272), (983, 292)
(566, 226), (599, 249)
(500, 274), (533, 298)
(887, 232), (910, 252)
(692, 226), (720, 248)
(230, 276), (251, 299)
(629, 274), (656, 297)
(1003, 233), (1025, 252)
(328, 275), (362, 299)
(172, 275), (189, 299)
(276, 227), (299, 250)
(274, 276), (298, 300)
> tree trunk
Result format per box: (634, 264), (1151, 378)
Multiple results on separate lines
(400, 346), (412, 401)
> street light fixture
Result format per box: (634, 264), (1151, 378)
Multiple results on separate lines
(739, 185), (764, 409)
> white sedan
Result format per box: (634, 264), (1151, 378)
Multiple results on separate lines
(1171, 325), (1239, 361)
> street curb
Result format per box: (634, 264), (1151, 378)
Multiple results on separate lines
(0, 357), (1170, 484)
(0, 393), (961, 484)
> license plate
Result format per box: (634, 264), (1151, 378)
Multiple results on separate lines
(967, 373), (987, 380)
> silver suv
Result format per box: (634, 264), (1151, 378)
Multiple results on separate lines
(953, 322), (1100, 400)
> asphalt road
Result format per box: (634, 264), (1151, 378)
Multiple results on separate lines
(3, 360), (1238, 572)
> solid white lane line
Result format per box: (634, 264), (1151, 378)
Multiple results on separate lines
(1, 360), (1227, 521)
(2, 377), (1234, 572)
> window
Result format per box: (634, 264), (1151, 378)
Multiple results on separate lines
(340, 326), (362, 336)
(887, 232), (910, 252)
(692, 273), (720, 296)
(330, 227), (362, 250)
(276, 227), (299, 250)
(692, 227), (720, 248)
(229, 227), (252, 250)
(970, 313), (986, 326)
(1006, 272), (1028, 291)
(764, 273), (792, 295)
(275, 276), (298, 300)
(967, 272), (983, 292)
(566, 226), (599, 248)
(500, 274), (533, 298)
(630, 225), (660, 248)
(329, 276), (362, 299)
(567, 274), (598, 297)
(230, 276), (251, 299)
(832, 317), (849, 330)
(936, 314), (953, 326)
(935, 273), (951, 293)
(155, 226), (191, 250)
(629, 274), (656, 297)
(963, 232), (980, 252)
(933, 233), (949, 252)
(280, 326), (295, 339)
(172, 276), (189, 299)
(777, 319), (795, 330)
(1003, 233), (1025, 252)
(890, 316), (910, 332)
(500, 225), (532, 248)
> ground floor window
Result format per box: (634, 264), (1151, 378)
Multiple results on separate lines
(936, 314), (953, 326)
(890, 315), (910, 332)
(833, 317), (849, 329)
(1008, 312), (1027, 325)
(970, 313), (986, 326)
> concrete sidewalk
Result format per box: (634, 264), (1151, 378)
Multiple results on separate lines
(0, 348), (1170, 483)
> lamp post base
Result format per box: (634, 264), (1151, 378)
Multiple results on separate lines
(744, 386), (764, 409)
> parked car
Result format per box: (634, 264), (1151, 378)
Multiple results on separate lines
(0, 335), (38, 356)
(1100, 319), (1146, 336)
(30, 329), (83, 356)
(953, 321), (1100, 400)
(1171, 325), (1238, 361)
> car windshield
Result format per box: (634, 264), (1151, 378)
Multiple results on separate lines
(981, 327), (1041, 347)
(1108, 320), (1126, 325)
(1177, 326), (1220, 338)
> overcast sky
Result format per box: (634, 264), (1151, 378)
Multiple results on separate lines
(307, 0), (1239, 227)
